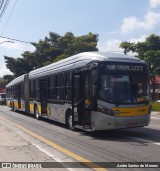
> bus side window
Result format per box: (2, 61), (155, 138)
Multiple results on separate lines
(65, 72), (72, 101)
(52, 75), (57, 100)
(56, 74), (64, 100)
(48, 76), (53, 100)
(74, 75), (81, 102)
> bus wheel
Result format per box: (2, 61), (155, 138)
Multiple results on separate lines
(67, 112), (76, 131)
(34, 106), (40, 120)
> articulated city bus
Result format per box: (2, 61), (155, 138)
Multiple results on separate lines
(6, 52), (151, 131)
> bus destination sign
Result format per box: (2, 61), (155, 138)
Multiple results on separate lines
(106, 64), (144, 72)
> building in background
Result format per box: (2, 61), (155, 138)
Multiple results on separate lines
(150, 77), (160, 100)
(0, 88), (6, 93)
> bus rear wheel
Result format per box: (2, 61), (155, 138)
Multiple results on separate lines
(67, 112), (76, 131)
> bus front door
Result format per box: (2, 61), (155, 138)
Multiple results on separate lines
(72, 72), (91, 129)
(40, 80), (47, 114)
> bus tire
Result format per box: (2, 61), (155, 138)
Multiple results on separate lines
(67, 111), (76, 131)
(34, 105), (40, 120)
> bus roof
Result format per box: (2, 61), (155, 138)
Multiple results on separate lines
(29, 51), (145, 79)
(6, 51), (146, 87)
(6, 74), (25, 87)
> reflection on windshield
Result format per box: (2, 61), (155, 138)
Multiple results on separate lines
(99, 75), (149, 104)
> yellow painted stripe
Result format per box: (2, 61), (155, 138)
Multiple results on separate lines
(112, 106), (149, 117)
(38, 105), (41, 114)
(0, 115), (107, 171)
(30, 104), (34, 112)
(6, 101), (10, 107)
(14, 101), (18, 109)
(21, 103), (24, 109)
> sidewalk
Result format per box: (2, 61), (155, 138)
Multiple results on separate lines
(0, 115), (92, 171)
(151, 111), (160, 118)
(0, 118), (70, 171)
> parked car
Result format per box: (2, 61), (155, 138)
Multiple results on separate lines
(0, 93), (6, 105)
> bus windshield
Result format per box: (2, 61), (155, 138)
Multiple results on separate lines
(99, 74), (149, 104)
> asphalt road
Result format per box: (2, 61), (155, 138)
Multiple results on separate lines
(0, 105), (160, 171)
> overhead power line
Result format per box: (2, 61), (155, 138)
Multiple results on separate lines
(0, 35), (31, 44)
(1, 0), (18, 36)
(0, 0), (5, 11)
(0, 0), (10, 23)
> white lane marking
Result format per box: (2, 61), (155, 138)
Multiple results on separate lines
(0, 105), (9, 109)
(33, 143), (56, 159)
(153, 143), (160, 146)
(151, 117), (160, 120)
(32, 143), (76, 171)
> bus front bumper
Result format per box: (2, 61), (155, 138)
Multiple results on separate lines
(115, 114), (151, 129)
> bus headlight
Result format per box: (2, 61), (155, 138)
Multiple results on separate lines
(98, 107), (114, 116)
(114, 110), (120, 115)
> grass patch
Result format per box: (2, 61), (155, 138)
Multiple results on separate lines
(151, 102), (160, 111)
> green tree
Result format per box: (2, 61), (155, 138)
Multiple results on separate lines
(119, 41), (135, 54)
(0, 78), (7, 88)
(3, 75), (14, 83)
(4, 32), (99, 76)
(120, 34), (160, 100)
(4, 56), (32, 77)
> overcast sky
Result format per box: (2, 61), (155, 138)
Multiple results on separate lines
(0, 0), (160, 76)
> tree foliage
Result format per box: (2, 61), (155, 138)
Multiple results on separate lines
(4, 56), (32, 78)
(0, 75), (14, 88)
(3, 75), (14, 83)
(120, 34), (160, 100)
(119, 41), (135, 54)
(0, 78), (7, 88)
(4, 32), (99, 77)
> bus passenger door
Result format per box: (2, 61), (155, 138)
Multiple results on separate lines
(72, 72), (91, 129)
(40, 80), (47, 114)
